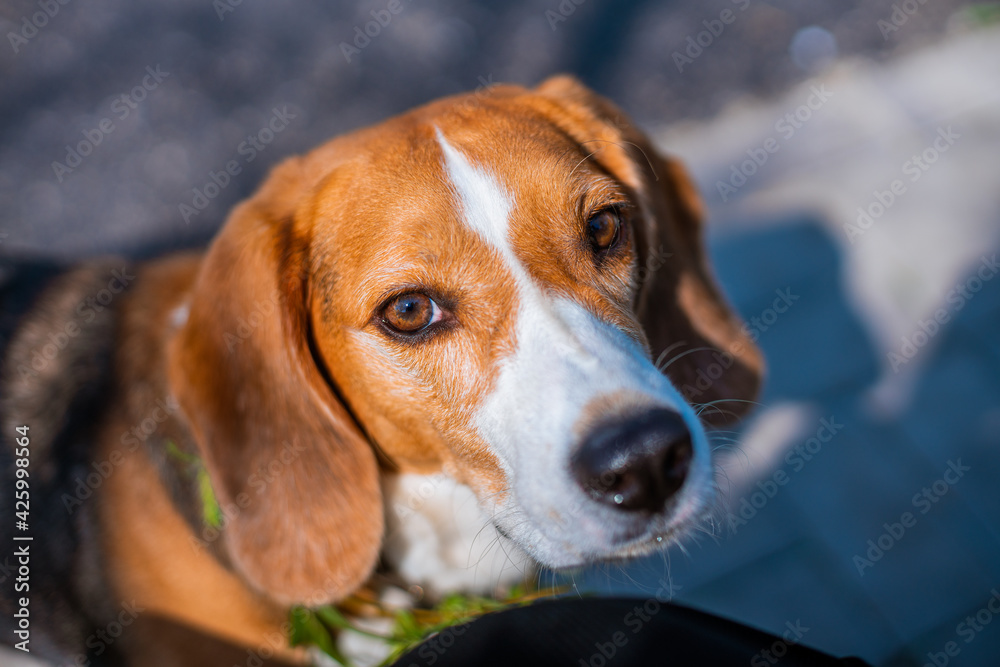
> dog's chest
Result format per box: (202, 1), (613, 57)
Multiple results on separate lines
(381, 473), (532, 596)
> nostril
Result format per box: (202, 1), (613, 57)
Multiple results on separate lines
(658, 434), (693, 501)
(572, 408), (694, 513)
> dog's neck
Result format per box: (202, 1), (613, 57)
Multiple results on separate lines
(97, 253), (306, 664)
(102, 253), (531, 663)
(381, 471), (533, 597)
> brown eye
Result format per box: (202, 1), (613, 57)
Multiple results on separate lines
(381, 293), (440, 334)
(587, 208), (621, 252)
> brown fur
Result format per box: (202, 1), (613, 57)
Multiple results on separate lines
(2, 76), (761, 664)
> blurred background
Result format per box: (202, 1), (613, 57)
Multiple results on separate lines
(2, 1), (998, 665)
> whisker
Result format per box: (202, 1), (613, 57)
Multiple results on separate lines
(574, 138), (661, 183)
(568, 148), (602, 179)
(653, 340), (690, 370)
(655, 345), (720, 372)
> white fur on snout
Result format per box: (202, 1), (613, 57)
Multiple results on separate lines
(436, 130), (712, 569)
(476, 298), (714, 567)
(382, 473), (530, 596)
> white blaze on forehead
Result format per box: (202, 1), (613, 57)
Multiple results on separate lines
(435, 129), (516, 259)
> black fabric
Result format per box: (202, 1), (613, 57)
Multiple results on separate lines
(392, 597), (873, 667)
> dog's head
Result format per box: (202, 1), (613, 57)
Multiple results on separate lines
(168, 76), (762, 606)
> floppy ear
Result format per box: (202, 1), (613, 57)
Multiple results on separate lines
(167, 157), (383, 606)
(535, 75), (764, 425)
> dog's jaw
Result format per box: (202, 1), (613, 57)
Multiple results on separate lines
(382, 472), (532, 596)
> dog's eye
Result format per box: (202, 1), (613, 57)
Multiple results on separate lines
(381, 293), (441, 334)
(587, 208), (621, 253)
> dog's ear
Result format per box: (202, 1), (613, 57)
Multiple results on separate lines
(534, 75), (764, 425)
(167, 157), (383, 606)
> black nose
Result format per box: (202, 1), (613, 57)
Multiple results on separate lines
(571, 408), (694, 513)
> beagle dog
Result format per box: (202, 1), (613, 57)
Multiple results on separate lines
(0, 76), (762, 666)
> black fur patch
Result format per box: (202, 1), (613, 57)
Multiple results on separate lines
(0, 259), (128, 665)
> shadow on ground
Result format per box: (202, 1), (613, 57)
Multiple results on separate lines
(576, 218), (1000, 666)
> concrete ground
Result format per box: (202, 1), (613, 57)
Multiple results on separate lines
(575, 24), (1000, 667)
